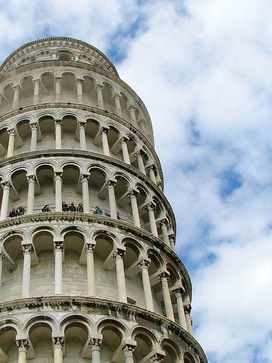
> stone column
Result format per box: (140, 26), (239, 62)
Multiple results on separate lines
(184, 304), (193, 335)
(13, 85), (20, 109)
(101, 127), (110, 156)
(139, 259), (154, 311)
(30, 122), (38, 151)
(160, 271), (175, 321)
(79, 122), (87, 150)
(129, 191), (141, 228)
(121, 137), (131, 164)
(160, 220), (170, 247)
(169, 235), (176, 251)
(86, 243), (96, 296)
(54, 172), (62, 212)
(108, 180), (117, 219)
(96, 84), (104, 109)
(55, 120), (62, 149)
(54, 241), (63, 294)
(55, 77), (61, 102)
(33, 79), (40, 104)
(135, 151), (146, 174)
(114, 249), (127, 303)
(128, 105), (137, 122)
(22, 244), (33, 298)
(16, 339), (29, 363)
(7, 129), (16, 157)
(148, 165), (157, 184)
(123, 343), (136, 363)
(0, 252), (6, 287)
(26, 175), (36, 215)
(112, 92), (122, 116)
(77, 78), (83, 103)
(81, 174), (90, 213)
(53, 337), (64, 363)
(0, 181), (11, 220)
(173, 288), (187, 330)
(147, 204), (158, 237)
(89, 336), (103, 363)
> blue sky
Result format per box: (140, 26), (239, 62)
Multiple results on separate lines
(0, 1), (272, 362)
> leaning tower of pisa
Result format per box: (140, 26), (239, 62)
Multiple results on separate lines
(0, 38), (207, 363)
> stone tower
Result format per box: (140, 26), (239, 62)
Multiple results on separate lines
(0, 38), (207, 363)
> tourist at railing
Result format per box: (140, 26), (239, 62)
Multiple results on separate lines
(77, 203), (83, 212)
(8, 206), (25, 217)
(69, 202), (77, 212)
(93, 205), (103, 215)
(62, 201), (69, 211)
(42, 204), (51, 212)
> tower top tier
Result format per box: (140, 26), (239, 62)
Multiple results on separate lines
(0, 37), (119, 76)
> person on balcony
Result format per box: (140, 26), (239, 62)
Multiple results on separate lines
(77, 203), (83, 212)
(69, 202), (77, 212)
(42, 204), (51, 212)
(94, 206), (103, 215)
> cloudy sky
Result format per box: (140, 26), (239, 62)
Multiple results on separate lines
(0, 0), (271, 362)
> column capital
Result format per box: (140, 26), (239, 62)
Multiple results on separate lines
(112, 91), (122, 100)
(27, 174), (36, 182)
(52, 336), (64, 347)
(22, 244), (33, 254)
(0, 251), (6, 260)
(54, 171), (63, 179)
(54, 241), (64, 251)
(96, 83), (104, 90)
(128, 104), (137, 111)
(147, 164), (156, 171)
(128, 189), (139, 199)
(86, 243), (96, 252)
(146, 202), (156, 212)
(123, 343), (136, 356)
(101, 126), (109, 134)
(113, 248), (126, 258)
(169, 234), (175, 242)
(160, 218), (169, 227)
(89, 335), (103, 348)
(80, 173), (89, 182)
(12, 84), (21, 91)
(55, 119), (62, 126)
(121, 136), (130, 143)
(7, 128), (16, 136)
(159, 270), (170, 281)
(1, 180), (11, 189)
(173, 286), (185, 297)
(138, 258), (151, 269)
(33, 78), (41, 84)
(150, 352), (165, 362)
(30, 122), (38, 130)
(107, 179), (116, 188)
(79, 121), (86, 128)
(16, 339), (30, 351)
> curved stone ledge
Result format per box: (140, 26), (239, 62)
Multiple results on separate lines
(0, 295), (208, 363)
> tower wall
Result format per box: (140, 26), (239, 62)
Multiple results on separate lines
(0, 38), (207, 363)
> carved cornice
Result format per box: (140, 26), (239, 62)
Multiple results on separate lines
(0, 37), (118, 76)
(0, 296), (208, 363)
